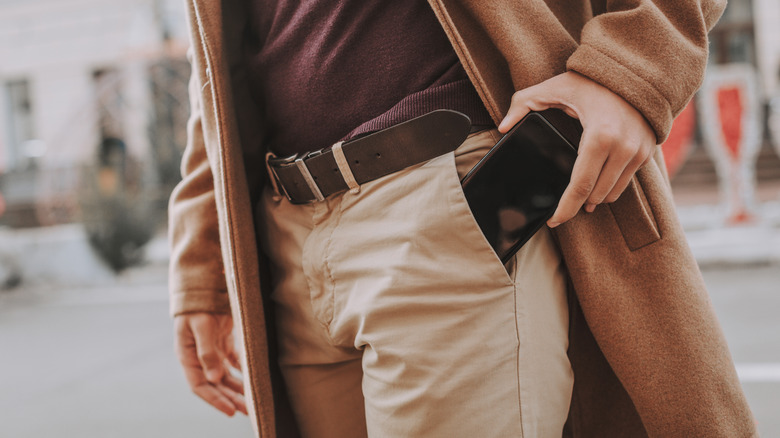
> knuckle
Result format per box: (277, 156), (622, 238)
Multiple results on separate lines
(587, 193), (604, 205)
(593, 128), (621, 149)
(511, 91), (527, 104)
(571, 184), (592, 199)
(616, 151), (636, 167)
(619, 142), (641, 159)
(199, 351), (219, 365)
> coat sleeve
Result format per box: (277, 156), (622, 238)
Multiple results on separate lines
(168, 48), (231, 317)
(566, 0), (727, 143)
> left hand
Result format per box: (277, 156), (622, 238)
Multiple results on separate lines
(174, 312), (247, 416)
(498, 71), (657, 227)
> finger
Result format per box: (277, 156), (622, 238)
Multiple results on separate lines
(221, 329), (241, 372)
(548, 132), (609, 227)
(499, 74), (584, 133)
(584, 145), (636, 211)
(176, 319), (213, 393)
(222, 365), (245, 395)
(216, 383), (248, 415)
(182, 364), (234, 414)
(498, 94), (533, 133)
(227, 349), (242, 372)
(183, 362), (243, 417)
(603, 147), (652, 203)
(191, 316), (225, 384)
(192, 383), (238, 417)
(174, 318), (197, 362)
(498, 82), (559, 133)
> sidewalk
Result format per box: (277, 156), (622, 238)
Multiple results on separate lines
(678, 201), (780, 267)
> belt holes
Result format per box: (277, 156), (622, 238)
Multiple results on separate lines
(376, 152), (381, 158)
(354, 160), (360, 165)
(333, 168), (339, 173)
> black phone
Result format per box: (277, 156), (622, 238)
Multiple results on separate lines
(461, 109), (582, 264)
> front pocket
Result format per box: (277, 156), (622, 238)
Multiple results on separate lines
(445, 151), (515, 285)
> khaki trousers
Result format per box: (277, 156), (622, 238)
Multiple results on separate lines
(259, 130), (573, 438)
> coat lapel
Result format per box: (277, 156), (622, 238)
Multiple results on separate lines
(185, 0), (283, 436)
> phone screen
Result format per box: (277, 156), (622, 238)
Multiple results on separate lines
(461, 112), (579, 263)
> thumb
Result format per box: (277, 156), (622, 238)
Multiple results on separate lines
(498, 80), (553, 133)
(498, 73), (582, 133)
(191, 315), (225, 384)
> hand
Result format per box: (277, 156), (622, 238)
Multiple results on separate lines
(498, 71), (656, 227)
(174, 312), (247, 416)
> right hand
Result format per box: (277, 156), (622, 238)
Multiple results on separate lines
(174, 312), (248, 416)
(498, 72), (656, 227)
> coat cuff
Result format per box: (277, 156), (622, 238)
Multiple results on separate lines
(566, 44), (674, 144)
(169, 288), (231, 317)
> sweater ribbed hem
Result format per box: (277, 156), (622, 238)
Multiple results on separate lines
(343, 79), (495, 142)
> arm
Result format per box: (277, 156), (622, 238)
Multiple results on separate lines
(169, 48), (245, 416)
(169, 49), (230, 316)
(569, 0), (727, 139)
(499, 0), (726, 226)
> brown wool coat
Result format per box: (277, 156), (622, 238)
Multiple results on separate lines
(169, 0), (758, 436)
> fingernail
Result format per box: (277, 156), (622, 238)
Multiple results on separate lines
(548, 221), (560, 228)
(585, 204), (595, 213)
(207, 370), (221, 382)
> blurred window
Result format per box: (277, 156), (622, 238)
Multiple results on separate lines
(93, 68), (125, 141)
(148, 58), (189, 188)
(710, 0), (756, 65)
(4, 79), (36, 170)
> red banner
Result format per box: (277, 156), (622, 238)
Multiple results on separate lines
(717, 86), (744, 162)
(662, 101), (696, 178)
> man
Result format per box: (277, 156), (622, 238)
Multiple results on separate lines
(170, 0), (757, 436)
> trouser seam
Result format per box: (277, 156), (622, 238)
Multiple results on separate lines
(300, 205), (321, 332)
(512, 257), (525, 438)
(322, 197), (344, 344)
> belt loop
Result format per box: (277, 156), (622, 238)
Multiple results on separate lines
(332, 141), (360, 194)
(295, 157), (326, 202)
(264, 152), (284, 201)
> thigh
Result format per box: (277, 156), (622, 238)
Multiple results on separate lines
(282, 359), (367, 438)
(259, 189), (367, 438)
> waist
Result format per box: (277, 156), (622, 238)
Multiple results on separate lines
(266, 110), (485, 204)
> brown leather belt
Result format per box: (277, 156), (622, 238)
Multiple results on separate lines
(267, 110), (473, 204)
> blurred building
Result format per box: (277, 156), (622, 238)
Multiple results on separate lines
(0, 0), (190, 227)
(671, 0), (780, 203)
(1, 0), (780, 228)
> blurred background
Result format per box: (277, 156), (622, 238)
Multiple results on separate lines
(0, 0), (778, 436)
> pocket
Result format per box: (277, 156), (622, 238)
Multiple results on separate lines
(444, 149), (515, 285)
(607, 171), (661, 251)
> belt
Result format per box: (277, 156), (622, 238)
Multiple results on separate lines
(267, 110), (473, 204)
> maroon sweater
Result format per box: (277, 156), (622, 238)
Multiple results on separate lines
(244, 0), (494, 157)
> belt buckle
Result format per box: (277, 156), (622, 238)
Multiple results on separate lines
(267, 152), (298, 203)
(268, 150), (325, 204)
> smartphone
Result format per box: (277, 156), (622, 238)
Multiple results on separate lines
(461, 109), (582, 264)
